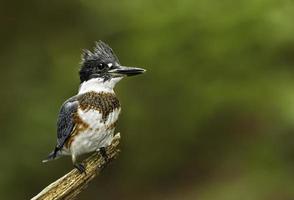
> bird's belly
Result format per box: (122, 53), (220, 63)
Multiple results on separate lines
(70, 107), (120, 156)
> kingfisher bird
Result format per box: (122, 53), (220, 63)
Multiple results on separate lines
(43, 41), (145, 173)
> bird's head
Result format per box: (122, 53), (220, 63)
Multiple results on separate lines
(79, 41), (146, 83)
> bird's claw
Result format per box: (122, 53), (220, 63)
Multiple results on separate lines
(99, 147), (109, 163)
(74, 163), (86, 174)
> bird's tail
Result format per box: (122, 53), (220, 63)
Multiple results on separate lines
(42, 147), (61, 163)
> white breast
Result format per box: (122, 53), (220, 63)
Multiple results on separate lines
(70, 107), (121, 156)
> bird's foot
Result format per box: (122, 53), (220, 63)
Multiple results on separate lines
(74, 163), (86, 174)
(99, 147), (109, 163)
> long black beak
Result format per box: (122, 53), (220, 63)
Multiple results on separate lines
(109, 66), (146, 76)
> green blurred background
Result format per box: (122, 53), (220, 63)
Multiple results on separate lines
(1, 0), (294, 199)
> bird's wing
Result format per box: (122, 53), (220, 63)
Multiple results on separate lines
(56, 96), (79, 150)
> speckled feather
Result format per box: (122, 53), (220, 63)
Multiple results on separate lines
(78, 92), (120, 121)
(51, 91), (120, 158)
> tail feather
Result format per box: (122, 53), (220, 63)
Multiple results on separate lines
(42, 147), (61, 163)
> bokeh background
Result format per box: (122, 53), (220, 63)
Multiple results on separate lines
(1, 0), (294, 199)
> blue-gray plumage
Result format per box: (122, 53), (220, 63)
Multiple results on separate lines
(43, 41), (145, 173)
(46, 97), (79, 160)
(57, 98), (78, 148)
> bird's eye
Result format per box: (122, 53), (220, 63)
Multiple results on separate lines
(98, 63), (108, 70)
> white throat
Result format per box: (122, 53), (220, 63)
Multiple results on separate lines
(78, 77), (122, 94)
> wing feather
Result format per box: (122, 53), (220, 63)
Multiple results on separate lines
(56, 96), (79, 149)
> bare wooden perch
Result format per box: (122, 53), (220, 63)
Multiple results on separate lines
(31, 133), (121, 200)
